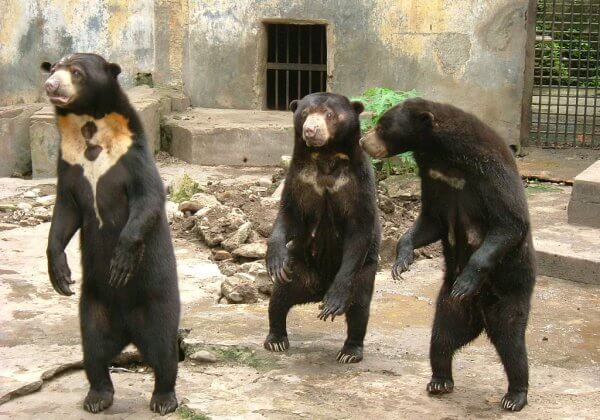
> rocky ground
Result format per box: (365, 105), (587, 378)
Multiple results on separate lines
(0, 160), (598, 419)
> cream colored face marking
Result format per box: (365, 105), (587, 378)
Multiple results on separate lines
(58, 113), (133, 227)
(303, 113), (330, 145)
(428, 169), (466, 190)
(46, 69), (76, 99)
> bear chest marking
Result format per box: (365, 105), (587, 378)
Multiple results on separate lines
(428, 168), (466, 190)
(58, 113), (133, 227)
(296, 154), (352, 196)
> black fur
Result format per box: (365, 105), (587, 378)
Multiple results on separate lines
(44, 53), (179, 415)
(361, 98), (535, 411)
(265, 93), (380, 363)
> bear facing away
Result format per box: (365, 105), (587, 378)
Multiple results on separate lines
(360, 98), (535, 411)
(42, 53), (180, 415)
(265, 93), (381, 363)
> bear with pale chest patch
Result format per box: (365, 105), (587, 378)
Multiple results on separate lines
(360, 98), (535, 412)
(42, 53), (180, 415)
(265, 93), (380, 363)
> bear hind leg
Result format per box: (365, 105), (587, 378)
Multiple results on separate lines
(265, 264), (322, 352)
(81, 299), (127, 413)
(428, 283), (484, 395)
(337, 259), (377, 364)
(483, 296), (530, 412)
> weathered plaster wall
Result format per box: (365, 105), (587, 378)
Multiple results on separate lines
(0, 0), (531, 144)
(0, 0), (155, 106)
(184, 0), (531, 144)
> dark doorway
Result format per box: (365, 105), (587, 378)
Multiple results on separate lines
(266, 23), (327, 111)
(530, 0), (600, 148)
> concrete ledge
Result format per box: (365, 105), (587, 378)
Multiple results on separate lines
(30, 106), (59, 179)
(534, 223), (600, 285)
(163, 108), (294, 166)
(568, 160), (600, 228)
(0, 103), (45, 176)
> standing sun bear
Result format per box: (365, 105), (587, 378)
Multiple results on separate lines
(265, 93), (381, 363)
(360, 98), (535, 411)
(42, 54), (180, 415)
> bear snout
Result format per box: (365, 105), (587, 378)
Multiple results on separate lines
(360, 131), (389, 158)
(304, 125), (318, 138)
(44, 78), (60, 94)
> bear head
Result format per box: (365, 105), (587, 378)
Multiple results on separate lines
(359, 98), (434, 158)
(289, 93), (364, 148)
(41, 53), (122, 112)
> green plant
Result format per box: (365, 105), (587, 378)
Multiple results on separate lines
(213, 347), (277, 371)
(170, 174), (202, 203)
(352, 87), (420, 177)
(177, 405), (211, 420)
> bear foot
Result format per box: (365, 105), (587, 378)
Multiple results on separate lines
(150, 391), (178, 416)
(501, 391), (527, 412)
(264, 333), (289, 352)
(336, 344), (363, 364)
(83, 389), (114, 413)
(427, 377), (454, 395)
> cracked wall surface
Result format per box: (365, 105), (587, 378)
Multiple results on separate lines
(0, 0), (531, 144)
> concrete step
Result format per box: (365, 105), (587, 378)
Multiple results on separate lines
(163, 108), (294, 166)
(529, 186), (600, 285)
(568, 160), (600, 228)
(534, 223), (600, 285)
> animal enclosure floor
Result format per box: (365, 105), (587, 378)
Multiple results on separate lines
(0, 165), (598, 419)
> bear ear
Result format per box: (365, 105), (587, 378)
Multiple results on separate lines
(351, 101), (365, 115)
(107, 62), (121, 78)
(418, 111), (435, 127)
(289, 100), (299, 112)
(40, 62), (52, 72)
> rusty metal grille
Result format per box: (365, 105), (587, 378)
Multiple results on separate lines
(531, 0), (600, 147)
(266, 23), (327, 111)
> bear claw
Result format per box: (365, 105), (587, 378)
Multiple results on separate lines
(83, 389), (113, 413)
(264, 334), (289, 352)
(501, 391), (527, 411)
(150, 392), (178, 416)
(336, 344), (363, 364)
(426, 378), (454, 395)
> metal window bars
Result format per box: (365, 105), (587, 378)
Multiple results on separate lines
(266, 24), (327, 111)
(530, 0), (600, 148)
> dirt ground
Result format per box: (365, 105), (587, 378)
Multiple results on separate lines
(0, 162), (598, 419)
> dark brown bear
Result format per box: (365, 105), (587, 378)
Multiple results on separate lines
(42, 53), (180, 415)
(265, 93), (381, 363)
(360, 98), (535, 412)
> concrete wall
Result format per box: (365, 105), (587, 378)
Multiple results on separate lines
(184, 0), (531, 145)
(0, 0), (155, 106)
(0, 0), (531, 145)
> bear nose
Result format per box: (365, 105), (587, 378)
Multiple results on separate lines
(44, 79), (59, 94)
(304, 125), (317, 138)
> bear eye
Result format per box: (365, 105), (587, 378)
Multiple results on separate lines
(326, 112), (334, 119)
(71, 69), (82, 78)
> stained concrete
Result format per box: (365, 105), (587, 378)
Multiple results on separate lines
(517, 147), (600, 184)
(0, 167), (598, 419)
(0, 0), (155, 106)
(0, 103), (45, 177)
(1, 0), (532, 146)
(568, 160), (600, 228)
(528, 185), (600, 285)
(185, 0), (531, 146)
(163, 108), (294, 166)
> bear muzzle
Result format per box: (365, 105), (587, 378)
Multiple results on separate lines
(44, 70), (76, 106)
(359, 131), (389, 158)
